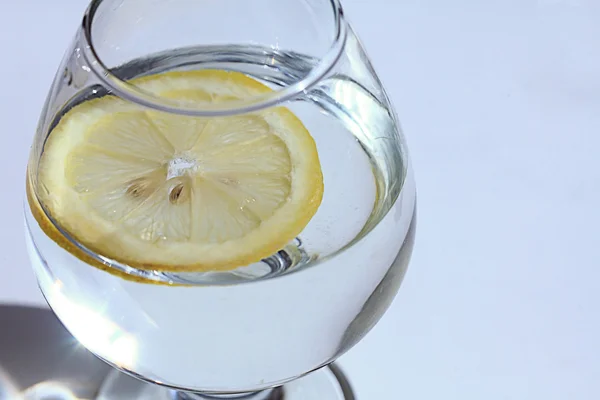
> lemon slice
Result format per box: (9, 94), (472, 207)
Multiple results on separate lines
(33, 70), (323, 272)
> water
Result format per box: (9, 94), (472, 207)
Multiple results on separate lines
(25, 45), (416, 392)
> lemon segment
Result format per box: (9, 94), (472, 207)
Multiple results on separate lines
(34, 70), (323, 272)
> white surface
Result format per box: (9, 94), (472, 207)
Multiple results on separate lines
(1, 0), (599, 399)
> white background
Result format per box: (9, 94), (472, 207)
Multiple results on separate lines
(1, 0), (599, 399)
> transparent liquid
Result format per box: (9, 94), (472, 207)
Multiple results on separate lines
(25, 45), (416, 392)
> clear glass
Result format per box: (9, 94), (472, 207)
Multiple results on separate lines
(24, 0), (416, 398)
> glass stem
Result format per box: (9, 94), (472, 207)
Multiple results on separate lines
(175, 387), (283, 400)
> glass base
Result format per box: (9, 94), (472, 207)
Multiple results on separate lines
(96, 364), (354, 400)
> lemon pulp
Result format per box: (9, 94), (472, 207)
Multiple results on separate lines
(33, 70), (323, 273)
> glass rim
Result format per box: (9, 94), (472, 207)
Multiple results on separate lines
(80, 0), (348, 117)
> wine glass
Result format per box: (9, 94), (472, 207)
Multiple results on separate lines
(24, 0), (416, 399)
